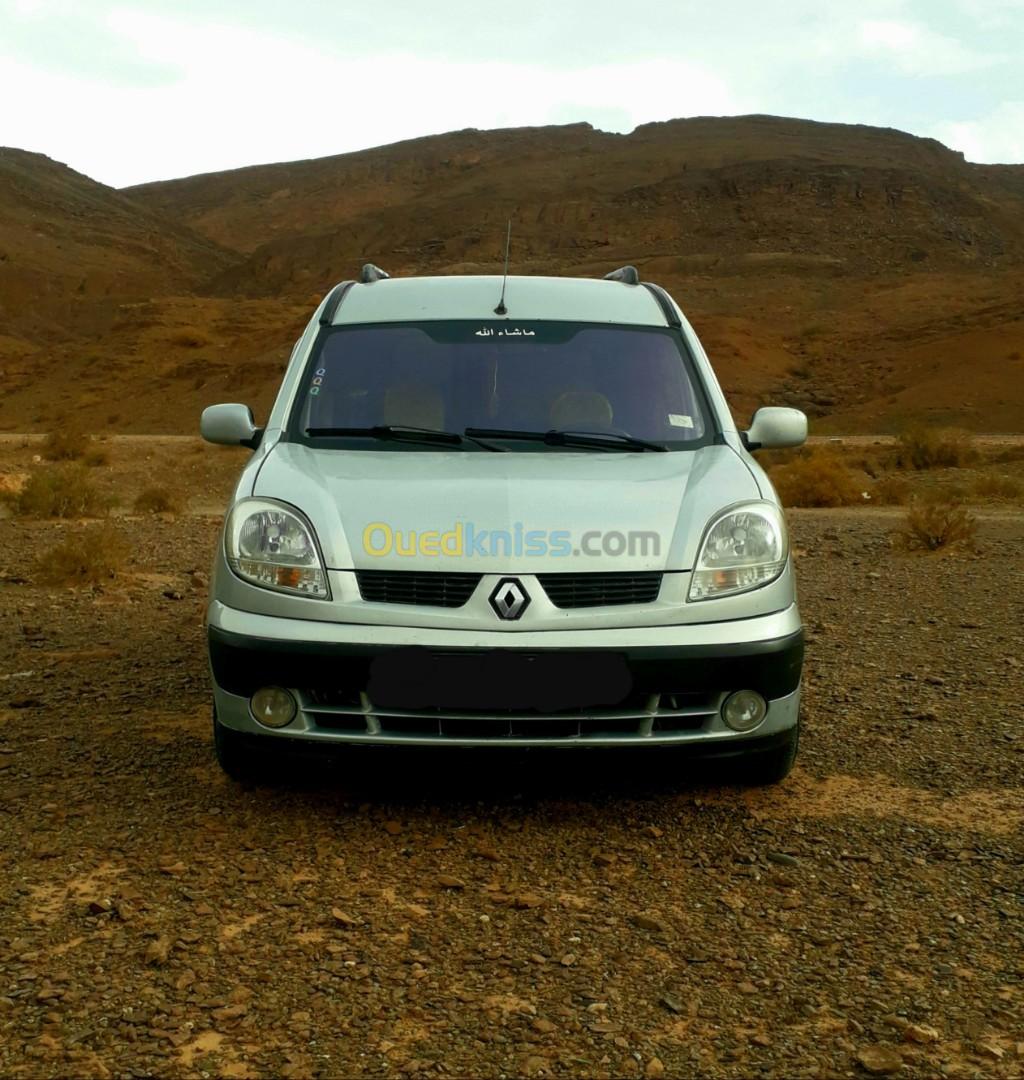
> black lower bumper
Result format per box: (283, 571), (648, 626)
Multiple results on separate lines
(208, 626), (804, 704)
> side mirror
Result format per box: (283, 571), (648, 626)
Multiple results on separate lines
(743, 407), (807, 451)
(200, 403), (263, 449)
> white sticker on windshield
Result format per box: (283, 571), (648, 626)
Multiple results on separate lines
(668, 414), (694, 428)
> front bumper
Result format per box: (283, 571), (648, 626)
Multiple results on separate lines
(208, 602), (802, 748)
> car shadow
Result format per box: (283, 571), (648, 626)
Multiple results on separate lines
(236, 744), (748, 806)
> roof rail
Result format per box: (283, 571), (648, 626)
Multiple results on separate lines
(319, 280), (355, 326)
(603, 265), (640, 285)
(642, 282), (681, 328)
(360, 263), (390, 283)
(604, 265), (680, 328)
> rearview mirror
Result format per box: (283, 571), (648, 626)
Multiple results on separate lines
(743, 407), (807, 451)
(200, 403), (262, 449)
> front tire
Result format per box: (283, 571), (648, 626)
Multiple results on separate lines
(213, 707), (272, 783)
(736, 722), (800, 786)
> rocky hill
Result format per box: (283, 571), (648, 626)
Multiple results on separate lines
(1, 116), (1022, 433)
(0, 148), (231, 339)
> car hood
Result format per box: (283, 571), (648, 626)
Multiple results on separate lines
(252, 442), (762, 572)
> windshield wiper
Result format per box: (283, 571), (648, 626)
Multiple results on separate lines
(305, 425), (504, 451)
(464, 427), (667, 452)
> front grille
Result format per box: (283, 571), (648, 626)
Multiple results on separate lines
(310, 684), (699, 716)
(537, 571), (663, 609)
(306, 688), (721, 741)
(311, 713), (708, 737)
(355, 570), (481, 608)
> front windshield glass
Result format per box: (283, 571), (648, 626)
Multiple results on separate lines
(291, 321), (713, 451)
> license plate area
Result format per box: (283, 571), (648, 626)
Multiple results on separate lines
(367, 648), (632, 711)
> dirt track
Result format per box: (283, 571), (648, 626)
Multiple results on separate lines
(1, 482), (1023, 1077)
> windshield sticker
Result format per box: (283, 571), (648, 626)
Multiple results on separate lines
(309, 367), (327, 396)
(668, 414), (694, 428)
(474, 327), (536, 337)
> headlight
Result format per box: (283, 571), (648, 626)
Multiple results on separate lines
(688, 502), (788, 601)
(225, 498), (330, 598)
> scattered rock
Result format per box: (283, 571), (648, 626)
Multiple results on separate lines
(904, 1023), (939, 1044)
(856, 1045), (903, 1074)
(511, 893), (543, 909)
(331, 907), (359, 927)
(632, 913), (667, 933)
(144, 937), (171, 966)
(211, 1003), (247, 1023)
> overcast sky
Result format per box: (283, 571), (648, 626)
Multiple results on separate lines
(1, 0), (1021, 187)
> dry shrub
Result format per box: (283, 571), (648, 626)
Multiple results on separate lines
(972, 474), (1022, 501)
(893, 426), (976, 470)
(919, 482), (968, 504)
(770, 451), (863, 508)
(82, 445), (110, 467)
(0, 472), (28, 497)
(895, 501), (978, 552)
(42, 426), (89, 461)
(168, 327), (210, 349)
(35, 525), (128, 586)
(134, 486), (181, 514)
(758, 447), (803, 470)
(872, 475), (911, 505)
(7, 465), (110, 518)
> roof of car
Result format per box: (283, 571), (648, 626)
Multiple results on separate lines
(323, 274), (673, 328)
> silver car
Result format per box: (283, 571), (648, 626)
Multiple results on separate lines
(201, 266), (807, 784)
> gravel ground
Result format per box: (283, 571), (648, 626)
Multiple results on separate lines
(0, 508), (1022, 1079)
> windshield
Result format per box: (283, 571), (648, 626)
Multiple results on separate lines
(290, 321), (714, 451)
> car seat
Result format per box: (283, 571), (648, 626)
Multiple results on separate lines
(549, 390), (614, 429)
(380, 384), (445, 430)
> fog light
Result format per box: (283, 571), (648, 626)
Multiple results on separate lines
(722, 690), (768, 732)
(250, 686), (297, 729)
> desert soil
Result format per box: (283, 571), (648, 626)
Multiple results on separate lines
(0, 442), (1022, 1079)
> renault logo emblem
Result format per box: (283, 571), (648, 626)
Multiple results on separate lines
(489, 578), (530, 621)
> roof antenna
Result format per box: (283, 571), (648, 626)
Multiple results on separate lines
(494, 219), (511, 315)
